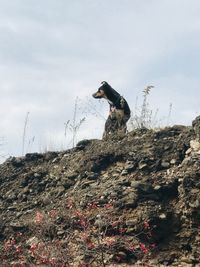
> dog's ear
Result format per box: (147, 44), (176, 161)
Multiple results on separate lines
(101, 81), (107, 85)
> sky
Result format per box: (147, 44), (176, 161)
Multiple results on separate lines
(0, 0), (200, 159)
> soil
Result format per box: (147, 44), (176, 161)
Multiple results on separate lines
(0, 123), (200, 266)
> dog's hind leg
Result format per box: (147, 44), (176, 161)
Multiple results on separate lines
(103, 116), (118, 139)
(103, 116), (112, 139)
(117, 113), (130, 135)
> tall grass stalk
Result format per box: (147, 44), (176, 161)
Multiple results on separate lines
(64, 97), (85, 148)
(22, 112), (30, 156)
(140, 86), (154, 128)
(129, 86), (155, 129)
(166, 103), (173, 126)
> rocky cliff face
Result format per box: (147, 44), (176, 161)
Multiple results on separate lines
(0, 120), (200, 266)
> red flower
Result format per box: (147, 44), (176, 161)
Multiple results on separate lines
(66, 198), (74, 209)
(29, 242), (38, 255)
(139, 243), (149, 254)
(34, 211), (44, 224)
(128, 243), (136, 251)
(144, 221), (150, 230)
(87, 242), (95, 249)
(87, 201), (98, 209)
(49, 257), (57, 264)
(48, 209), (58, 218)
(15, 245), (22, 254)
(104, 203), (113, 209)
(3, 239), (16, 251)
(16, 232), (23, 237)
(150, 243), (156, 249)
(119, 228), (127, 234)
(111, 221), (120, 227)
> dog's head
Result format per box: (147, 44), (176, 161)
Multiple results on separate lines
(92, 81), (109, 99)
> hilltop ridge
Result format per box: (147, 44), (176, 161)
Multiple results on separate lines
(0, 119), (200, 266)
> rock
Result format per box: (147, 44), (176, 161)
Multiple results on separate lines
(118, 179), (131, 187)
(154, 185), (161, 190)
(137, 183), (153, 194)
(138, 161), (148, 170)
(10, 157), (24, 167)
(66, 172), (78, 180)
(98, 197), (107, 205)
(170, 159), (177, 164)
(87, 172), (98, 180)
(76, 139), (92, 149)
(112, 173), (119, 178)
(57, 230), (65, 236)
(113, 251), (127, 262)
(26, 236), (40, 246)
(109, 191), (118, 198)
(16, 212), (23, 218)
(41, 194), (51, 205)
(124, 162), (136, 172)
(192, 115), (200, 141)
(34, 172), (42, 178)
(44, 152), (58, 161)
(52, 157), (60, 163)
(22, 187), (30, 194)
(80, 180), (95, 189)
(126, 219), (137, 226)
(161, 161), (170, 168)
(94, 214), (107, 229)
(62, 178), (75, 189)
(10, 222), (27, 232)
(25, 153), (44, 161)
(188, 199), (199, 208)
(55, 186), (65, 197)
(121, 170), (128, 176)
(7, 206), (17, 211)
(131, 181), (141, 188)
(119, 193), (138, 209)
(159, 213), (167, 219)
(190, 139), (200, 153)
(5, 190), (17, 202)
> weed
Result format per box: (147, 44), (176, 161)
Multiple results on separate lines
(129, 86), (156, 129)
(64, 97), (86, 148)
(0, 197), (157, 266)
(22, 112), (30, 156)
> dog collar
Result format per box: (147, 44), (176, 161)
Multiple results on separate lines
(108, 96), (124, 108)
(108, 100), (114, 106)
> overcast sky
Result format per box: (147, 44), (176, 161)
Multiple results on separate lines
(0, 0), (200, 159)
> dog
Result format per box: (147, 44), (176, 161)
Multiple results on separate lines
(92, 81), (130, 138)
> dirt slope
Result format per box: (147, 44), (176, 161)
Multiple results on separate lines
(0, 122), (200, 266)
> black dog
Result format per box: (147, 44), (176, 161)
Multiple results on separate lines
(92, 81), (130, 138)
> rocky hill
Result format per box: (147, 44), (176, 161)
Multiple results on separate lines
(0, 117), (200, 266)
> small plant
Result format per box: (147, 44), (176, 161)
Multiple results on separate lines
(64, 97), (86, 148)
(83, 96), (107, 121)
(166, 103), (173, 126)
(0, 196), (157, 266)
(140, 86), (154, 128)
(26, 136), (35, 153)
(129, 86), (156, 129)
(0, 137), (7, 161)
(129, 86), (173, 130)
(22, 111), (30, 156)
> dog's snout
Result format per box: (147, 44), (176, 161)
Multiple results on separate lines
(92, 93), (97, 98)
(92, 90), (104, 99)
